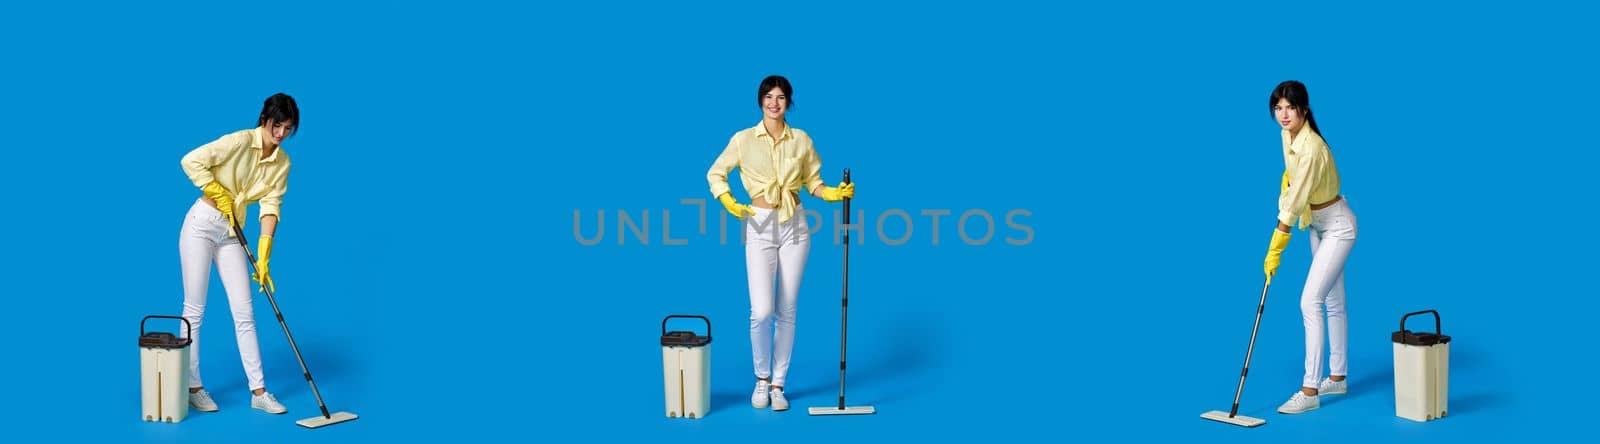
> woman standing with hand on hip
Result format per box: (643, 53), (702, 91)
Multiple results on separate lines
(176, 93), (296, 415)
(706, 75), (855, 412)
(1262, 81), (1358, 414)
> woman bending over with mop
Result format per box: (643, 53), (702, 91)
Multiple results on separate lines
(1263, 81), (1358, 414)
(176, 93), (296, 415)
(707, 75), (855, 412)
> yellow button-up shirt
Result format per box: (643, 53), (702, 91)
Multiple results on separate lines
(707, 122), (826, 223)
(180, 128), (291, 223)
(1278, 123), (1340, 229)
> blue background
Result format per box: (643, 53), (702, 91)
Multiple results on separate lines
(1, 1), (1592, 441)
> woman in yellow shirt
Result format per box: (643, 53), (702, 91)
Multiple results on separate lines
(1262, 81), (1358, 414)
(706, 75), (855, 412)
(175, 93), (296, 415)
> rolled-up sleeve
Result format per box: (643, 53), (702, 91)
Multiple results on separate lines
(180, 131), (244, 187)
(707, 136), (741, 198)
(257, 158), (290, 221)
(1277, 149), (1318, 227)
(802, 138), (824, 194)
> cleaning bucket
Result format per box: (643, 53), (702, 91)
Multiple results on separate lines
(1392, 309), (1450, 422)
(140, 315), (192, 423)
(661, 315), (711, 419)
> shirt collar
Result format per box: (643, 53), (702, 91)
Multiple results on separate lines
(1282, 122), (1317, 153)
(753, 121), (791, 142)
(251, 126), (284, 163)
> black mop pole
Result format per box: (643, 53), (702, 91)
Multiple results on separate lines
(1228, 279), (1272, 417)
(810, 169), (873, 415)
(837, 168), (852, 409)
(231, 224), (335, 420)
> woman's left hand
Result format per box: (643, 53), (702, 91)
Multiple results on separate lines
(818, 181), (855, 202)
(1263, 228), (1291, 285)
(252, 235), (276, 294)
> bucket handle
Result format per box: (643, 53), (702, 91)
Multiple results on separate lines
(1399, 310), (1440, 336)
(662, 315), (710, 339)
(142, 315), (192, 339)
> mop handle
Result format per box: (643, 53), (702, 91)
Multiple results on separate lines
(231, 224), (335, 419)
(838, 168), (851, 409)
(1229, 279), (1270, 417)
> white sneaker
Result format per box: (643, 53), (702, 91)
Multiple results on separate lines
(769, 387), (789, 411)
(189, 389), (219, 412)
(251, 392), (287, 414)
(751, 380), (771, 409)
(1318, 378), (1347, 395)
(1277, 391), (1319, 414)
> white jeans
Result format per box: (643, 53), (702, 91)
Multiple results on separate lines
(178, 199), (266, 391)
(1300, 197), (1357, 388)
(744, 206), (811, 388)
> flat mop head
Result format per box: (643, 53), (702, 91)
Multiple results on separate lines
(1201, 410), (1264, 427)
(296, 411), (359, 428)
(808, 406), (876, 416)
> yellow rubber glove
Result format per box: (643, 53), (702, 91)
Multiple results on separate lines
(252, 235), (276, 294)
(1263, 229), (1292, 284)
(200, 181), (237, 228)
(717, 193), (753, 219)
(1281, 170), (1291, 193)
(816, 182), (855, 202)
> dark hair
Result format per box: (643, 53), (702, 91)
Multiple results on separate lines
(756, 75), (794, 109)
(257, 93), (299, 136)
(1268, 80), (1320, 137)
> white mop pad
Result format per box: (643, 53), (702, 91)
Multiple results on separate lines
(297, 411), (359, 428)
(808, 406), (876, 416)
(1201, 410), (1264, 427)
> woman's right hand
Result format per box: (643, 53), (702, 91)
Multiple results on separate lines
(200, 181), (238, 228)
(717, 193), (753, 219)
